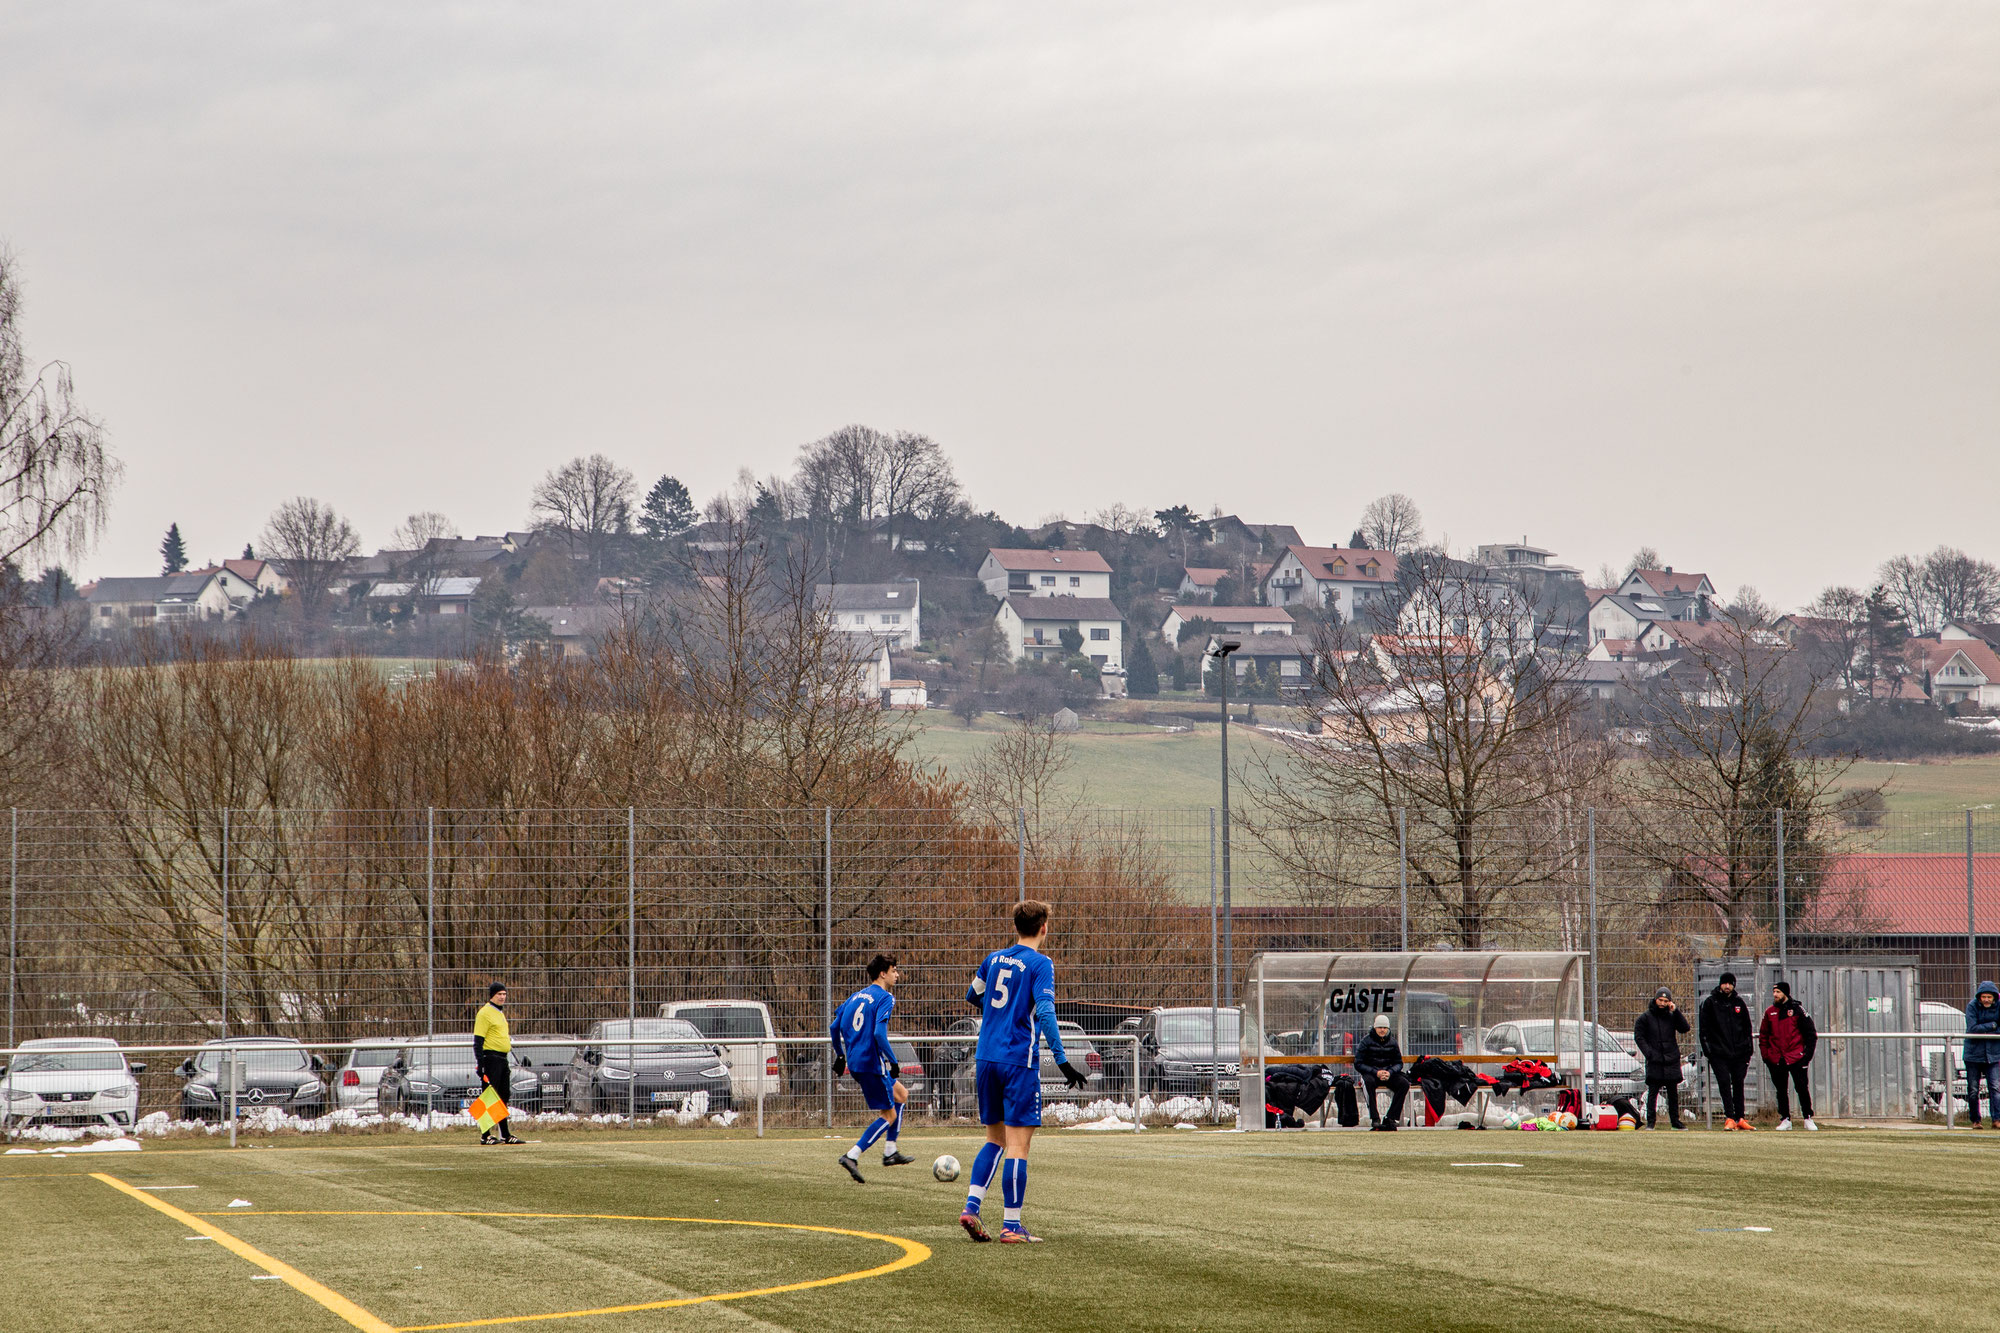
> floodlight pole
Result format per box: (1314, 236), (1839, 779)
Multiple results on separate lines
(1209, 637), (1240, 1014)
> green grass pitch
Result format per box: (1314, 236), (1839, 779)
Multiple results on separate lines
(4, 1124), (1993, 1332)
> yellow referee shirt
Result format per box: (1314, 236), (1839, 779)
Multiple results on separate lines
(473, 1002), (511, 1054)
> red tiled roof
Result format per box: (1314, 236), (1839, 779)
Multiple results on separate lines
(1277, 544), (1398, 583)
(1801, 854), (2000, 934)
(985, 548), (1113, 574)
(1630, 568), (1710, 596)
(1908, 636), (2000, 683)
(1166, 606), (1292, 622)
(1181, 567), (1228, 585)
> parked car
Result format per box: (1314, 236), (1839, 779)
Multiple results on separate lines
(944, 1020), (1106, 1111)
(1481, 1021), (1645, 1104)
(333, 1039), (405, 1111)
(563, 1019), (733, 1115)
(889, 1040), (929, 1108)
(0, 1037), (144, 1130)
(657, 1000), (780, 1103)
(511, 1036), (582, 1113)
(178, 1038), (327, 1121)
(1131, 1007), (1257, 1098)
(1920, 1000), (1969, 1111)
(376, 1035), (547, 1116)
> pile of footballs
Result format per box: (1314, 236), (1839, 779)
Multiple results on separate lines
(1500, 1108), (1640, 1132)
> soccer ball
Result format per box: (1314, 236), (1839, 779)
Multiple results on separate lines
(1501, 1110), (1523, 1130)
(932, 1155), (961, 1183)
(1556, 1112), (1578, 1130)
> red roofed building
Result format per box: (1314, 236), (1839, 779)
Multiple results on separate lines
(978, 548), (1113, 599)
(1618, 567), (1718, 599)
(1908, 632), (2000, 710)
(1797, 852), (2000, 1001)
(1260, 544), (1400, 622)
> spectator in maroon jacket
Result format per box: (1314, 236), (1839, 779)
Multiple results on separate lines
(1758, 980), (1819, 1131)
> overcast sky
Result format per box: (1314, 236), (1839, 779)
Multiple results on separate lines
(3, 3), (1995, 607)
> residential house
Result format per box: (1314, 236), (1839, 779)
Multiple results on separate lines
(1474, 540), (1583, 585)
(1207, 517), (1303, 556)
(1160, 605), (1294, 649)
(1199, 633), (1315, 694)
(524, 603), (622, 660)
(1588, 590), (1708, 644)
(1907, 634), (2000, 710)
(994, 595), (1124, 672)
(886, 679), (929, 710)
(83, 572), (236, 634)
(1617, 567), (1718, 603)
(367, 576), (482, 616)
(185, 558), (286, 599)
(840, 635), (896, 703)
(978, 549), (1113, 599)
(1259, 545), (1399, 623)
(1397, 580), (1536, 648)
(1177, 567), (1227, 602)
(815, 578), (921, 649)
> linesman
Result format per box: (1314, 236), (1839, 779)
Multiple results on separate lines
(473, 981), (525, 1145)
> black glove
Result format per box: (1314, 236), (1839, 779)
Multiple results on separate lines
(1057, 1061), (1088, 1090)
(832, 1054), (846, 1078)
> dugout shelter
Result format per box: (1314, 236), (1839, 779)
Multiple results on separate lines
(1240, 950), (1588, 1128)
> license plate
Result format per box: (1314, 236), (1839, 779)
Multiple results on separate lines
(460, 1100), (472, 1112)
(651, 1092), (676, 1104)
(1218, 1080), (1241, 1092)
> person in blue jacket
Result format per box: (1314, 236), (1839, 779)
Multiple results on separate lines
(1964, 981), (2000, 1126)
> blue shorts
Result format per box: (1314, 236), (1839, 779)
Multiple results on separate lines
(851, 1069), (897, 1113)
(976, 1058), (1042, 1127)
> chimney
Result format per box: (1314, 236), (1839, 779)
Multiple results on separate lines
(1664, 566), (1673, 575)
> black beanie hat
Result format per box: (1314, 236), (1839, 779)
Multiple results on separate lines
(1719, 971), (1737, 986)
(488, 981), (507, 997)
(1772, 979), (1791, 999)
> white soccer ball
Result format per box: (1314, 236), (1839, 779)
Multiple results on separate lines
(1501, 1110), (1523, 1130)
(932, 1154), (961, 1183)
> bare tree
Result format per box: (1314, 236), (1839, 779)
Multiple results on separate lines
(1627, 547), (1662, 578)
(390, 511), (461, 598)
(1797, 586), (1867, 697)
(1087, 503), (1156, 537)
(1882, 546), (2000, 632)
(1622, 616), (1876, 953)
(878, 430), (960, 545)
(1357, 493), (1424, 555)
(1, 249), (120, 567)
(531, 454), (634, 576)
(966, 715), (1078, 847)
(1240, 559), (1612, 947)
(260, 497), (359, 622)
(1725, 585), (1776, 627)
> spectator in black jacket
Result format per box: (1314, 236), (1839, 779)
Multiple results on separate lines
(1353, 1015), (1409, 1131)
(1634, 987), (1691, 1129)
(1699, 973), (1756, 1130)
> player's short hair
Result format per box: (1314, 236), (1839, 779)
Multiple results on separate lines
(1014, 899), (1051, 938)
(866, 953), (898, 980)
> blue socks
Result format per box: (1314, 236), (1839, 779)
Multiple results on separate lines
(1001, 1157), (1027, 1226)
(964, 1142), (1003, 1213)
(845, 1115), (890, 1161)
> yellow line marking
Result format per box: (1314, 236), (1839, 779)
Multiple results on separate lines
(191, 1209), (932, 1331)
(91, 1172), (396, 1333)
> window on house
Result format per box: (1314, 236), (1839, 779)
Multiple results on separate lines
(1040, 575), (1056, 586)
(881, 613), (901, 625)
(1069, 576), (1080, 587)
(1089, 627), (1110, 640)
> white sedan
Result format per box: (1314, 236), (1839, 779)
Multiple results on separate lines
(1, 1037), (145, 1131)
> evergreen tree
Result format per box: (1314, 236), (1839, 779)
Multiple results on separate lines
(1863, 585), (1910, 699)
(1125, 635), (1159, 697)
(638, 475), (696, 539)
(35, 565), (76, 605)
(242, 543), (255, 560)
(160, 523), (188, 574)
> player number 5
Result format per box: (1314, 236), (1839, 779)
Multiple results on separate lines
(990, 971), (1010, 1009)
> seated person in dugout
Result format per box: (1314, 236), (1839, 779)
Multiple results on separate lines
(1353, 1014), (1409, 1130)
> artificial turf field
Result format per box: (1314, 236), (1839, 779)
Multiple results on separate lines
(4, 1125), (1993, 1333)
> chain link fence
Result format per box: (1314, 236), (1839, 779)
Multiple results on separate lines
(4, 805), (1996, 1132)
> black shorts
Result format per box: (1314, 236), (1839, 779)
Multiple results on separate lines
(479, 1052), (511, 1105)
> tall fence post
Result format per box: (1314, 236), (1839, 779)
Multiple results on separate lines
(628, 807), (637, 1125)
(425, 809), (435, 1040)
(1016, 807), (1026, 903)
(1971, 809), (1979, 997)
(220, 808), (231, 1039)
(1397, 808), (1409, 951)
(1775, 809), (1787, 979)
(824, 806), (834, 1129)
(7, 808), (16, 1053)
(1587, 809), (1599, 1100)
(1208, 807), (1219, 1119)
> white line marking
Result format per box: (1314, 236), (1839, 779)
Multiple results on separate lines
(1450, 1162), (1523, 1167)
(139, 1185), (199, 1190)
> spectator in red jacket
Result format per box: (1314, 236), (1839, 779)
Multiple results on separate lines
(1758, 980), (1818, 1131)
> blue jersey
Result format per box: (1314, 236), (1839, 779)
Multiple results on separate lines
(966, 944), (1065, 1068)
(831, 982), (896, 1079)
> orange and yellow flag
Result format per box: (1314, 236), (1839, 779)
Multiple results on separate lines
(471, 1085), (507, 1133)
